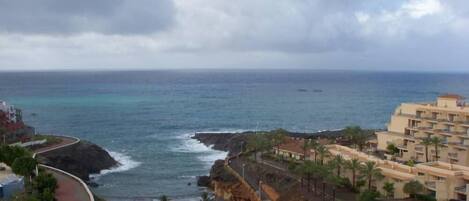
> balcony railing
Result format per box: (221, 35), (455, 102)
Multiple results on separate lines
(455, 186), (467, 194)
(425, 181), (436, 189)
(448, 153), (458, 158)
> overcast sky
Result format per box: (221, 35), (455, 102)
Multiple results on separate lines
(0, 0), (468, 72)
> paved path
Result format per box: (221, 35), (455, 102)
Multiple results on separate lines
(48, 168), (91, 201)
(33, 136), (94, 201)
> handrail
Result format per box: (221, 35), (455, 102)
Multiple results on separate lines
(33, 135), (94, 201)
(39, 164), (95, 201)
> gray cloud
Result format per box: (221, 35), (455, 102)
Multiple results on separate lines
(0, 0), (175, 35)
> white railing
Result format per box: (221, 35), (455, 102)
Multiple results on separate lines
(33, 135), (94, 201)
(39, 164), (95, 201)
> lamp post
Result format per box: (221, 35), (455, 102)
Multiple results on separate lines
(259, 180), (263, 200)
(242, 163), (246, 179)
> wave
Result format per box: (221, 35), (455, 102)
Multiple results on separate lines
(172, 131), (230, 168)
(90, 150), (142, 179)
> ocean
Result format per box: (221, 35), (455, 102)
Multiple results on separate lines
(0, 70), (468, 200)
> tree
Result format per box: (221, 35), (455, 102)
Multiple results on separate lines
(383, 182), (395, 198)
(295, 161), (316, 192)
(403, 180), (424, 198)
(159, 195), (171, 201)
(431, 136), (443, 161)
(345, 158), (361, 189)
(200, 192), (213, 201)
(0, 145), (32, 166)
(345, 126), (368, 151)
(386, 144), (399, 155)
(309, 140), (320, 162)
(301, 139), (311, 161)
(316, 145), (329, 165)
(34, 172), (57, 194)
(12, 156), (37, 185)
(359, 161), (383, 191)
(330, 155), (345, 177)
(271, 129), (287, 149)
(420, 137), (432, 162)
(247, 134), (271, 162)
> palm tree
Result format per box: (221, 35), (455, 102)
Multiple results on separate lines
(316, 145), (329, 165)
(331, 155), (345, 177)
(383, 181), (395, 198)
(295, 161), (316, 192)
(301, 139), (311, 161)
(247, 134), (271, 162)
(271, 129), (287, 154)
(309, 140), (320, 162)
(420, 137), (432, 162)
(359, 161), (383, 191)
(431, 136), (443, 161)
(345, 126), (368, 151)
(345, 158), (360, 188)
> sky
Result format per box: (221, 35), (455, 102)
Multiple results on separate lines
(0, 0), (468, 72)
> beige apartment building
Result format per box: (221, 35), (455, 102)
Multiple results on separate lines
(327, 144), (469, 201)
(377, 94), (469, 166)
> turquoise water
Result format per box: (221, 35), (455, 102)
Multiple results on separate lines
(0, 70), (468, 200)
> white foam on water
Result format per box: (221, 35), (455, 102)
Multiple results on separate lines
(172, 130), (232, 168)
(90, 150), (142, 179)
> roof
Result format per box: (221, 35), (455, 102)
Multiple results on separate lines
(438, 94), (465, 100)
(277, 138), (307, 155)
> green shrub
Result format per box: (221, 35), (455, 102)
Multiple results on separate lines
(415, 194), (436, 201)
(357, 190), (380, 201)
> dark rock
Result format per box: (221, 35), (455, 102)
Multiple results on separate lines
(37, 140), (118, 181)
(197, 176), (211, 187)
(210, 160), (237, 183)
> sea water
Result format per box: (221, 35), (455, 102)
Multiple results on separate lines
(0, 70), (468, 200)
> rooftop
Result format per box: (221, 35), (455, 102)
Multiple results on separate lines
(277, 138), (307, 155)
(438, 94), (465, 100)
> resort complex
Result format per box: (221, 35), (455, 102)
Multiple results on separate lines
(272, 95), (469, 201)
(376, 94), (469, 165)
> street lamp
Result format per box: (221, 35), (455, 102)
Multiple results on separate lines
(259, 180), (263, 200)
(242, 163), (246, 179)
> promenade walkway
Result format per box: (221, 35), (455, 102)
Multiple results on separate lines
(33, 136), (94, 201)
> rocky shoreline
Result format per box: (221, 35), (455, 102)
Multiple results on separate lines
(36, 140), (118, 182)
(193, 128), (376, 200)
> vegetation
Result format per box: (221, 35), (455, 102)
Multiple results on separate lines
(403, 180), (424, 198)
(0, 145), (32, 166)
(344, 126), (369, 151)
(382, 182), (395, 198)
(269, 128), (287, 152)
(420, 137), (432, 162)
(247, 134), (271, 161)
(345, 158), (361, 189)
(386, 144), (399, 155)
(359, 161), (383, 191)
(316, 145), (329, 165)
(357, 190), (380, 201)
(12, 156), (37, 185)
(329, 155), (345, 177)
(430, 136), (443, 161)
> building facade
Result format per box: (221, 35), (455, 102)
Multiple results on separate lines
(377, 95), (469, 166)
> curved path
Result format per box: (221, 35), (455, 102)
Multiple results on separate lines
(33, 136), (95, 201)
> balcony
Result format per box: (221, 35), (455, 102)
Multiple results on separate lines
(448, 153), (458, 158)
(455, 186), (467, 194)
(425, 181), (436, 190)
(415, 146), (424, 152)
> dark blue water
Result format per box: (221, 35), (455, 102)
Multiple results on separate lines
(0, 70), (468, 200)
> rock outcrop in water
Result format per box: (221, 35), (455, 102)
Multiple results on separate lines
(37, 140), (118, 181)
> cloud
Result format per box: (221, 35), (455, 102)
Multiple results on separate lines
(0, 0), (175, 35)
(1, 0), (469, 71)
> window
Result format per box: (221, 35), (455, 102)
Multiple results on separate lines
(418, 172), (425, 176)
